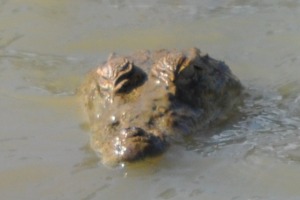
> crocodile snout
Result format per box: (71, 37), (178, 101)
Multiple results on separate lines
(112, 127), (167, 162)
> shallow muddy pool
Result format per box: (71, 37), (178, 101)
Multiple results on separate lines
(1, 0), (300, 200)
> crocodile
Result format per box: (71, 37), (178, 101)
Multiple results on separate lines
(79, 48), (243, 166)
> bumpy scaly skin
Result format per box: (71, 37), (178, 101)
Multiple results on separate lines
(79, 48), (243, 166)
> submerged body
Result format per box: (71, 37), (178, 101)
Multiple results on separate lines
(79, 48), (243, 166)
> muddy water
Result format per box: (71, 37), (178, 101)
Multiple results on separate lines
(1, 0), (300, 199)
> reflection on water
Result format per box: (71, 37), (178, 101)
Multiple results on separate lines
(1, 0), (300, 200)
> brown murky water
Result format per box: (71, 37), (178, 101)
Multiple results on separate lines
(1, 0), (300, 199)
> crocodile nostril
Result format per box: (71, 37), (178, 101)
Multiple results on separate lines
(120, 127), (146, 138)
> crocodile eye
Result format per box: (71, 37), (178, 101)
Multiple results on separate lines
(151, 52), (187, 86)
(96, 55), (145, 101)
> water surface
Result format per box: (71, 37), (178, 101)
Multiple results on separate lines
(1, 1), (300, 200)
